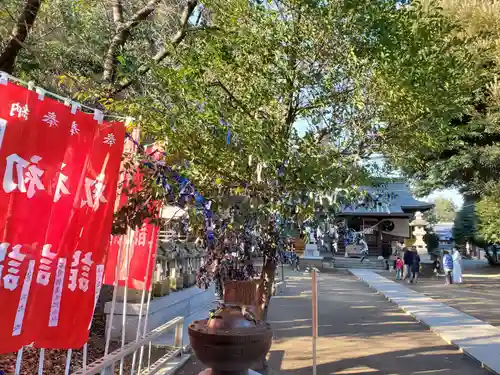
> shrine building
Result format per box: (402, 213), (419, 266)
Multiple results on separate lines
(336, 181), (434, 258)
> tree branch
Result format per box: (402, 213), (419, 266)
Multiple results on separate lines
(109, 0), (198, 96)
(112, 0), (124, 24)
(103, 0), (162, 82)
(0, 0), (43, 73)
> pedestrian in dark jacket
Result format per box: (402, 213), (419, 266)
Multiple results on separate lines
(403, 248), (414, 283)
(411, 248), (421, 283)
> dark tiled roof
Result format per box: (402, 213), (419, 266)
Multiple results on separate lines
(341, 183), (434, 216)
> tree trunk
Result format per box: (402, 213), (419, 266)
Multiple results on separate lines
(110, 0), (198, 96)
(0, 0), (43, 73)
(260, 257), (276, 321)
(102, 0), (162, 82)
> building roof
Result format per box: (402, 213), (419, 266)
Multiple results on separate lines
(340, 182), (434, 216)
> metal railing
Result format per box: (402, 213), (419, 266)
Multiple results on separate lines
(157, 230), (188, 243)
(71, 316), (185, 375)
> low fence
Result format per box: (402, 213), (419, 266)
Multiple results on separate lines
(72, 316), (185, 375)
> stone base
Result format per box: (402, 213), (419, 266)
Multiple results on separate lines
(105, 284), (215, 342)
(304, 244), (320, 258)
(273, 281), (286, 295)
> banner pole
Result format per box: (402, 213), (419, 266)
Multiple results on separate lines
(64, 349), (72, 375)
(37, 348), (45, 375)
(14, 347), (23, 375)
(137, 248), (159, 373)
(104, 234), (126, 356)
(130, 226), (156, 375)
(119, 228), (134, 375)
(82, 343), (88, 371)
(312, 270), (318, 375)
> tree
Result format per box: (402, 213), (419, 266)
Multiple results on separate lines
(4, 0), (494, 372)
(377, 0), (500, 198)
(476, 184), (500, 244)
(424, 197), (457, 224)
(424, 231), (440, 254)
(1, 0), (479, 317)
(453, 200), (482, 246)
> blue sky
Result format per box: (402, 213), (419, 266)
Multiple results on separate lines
(426, 189), (463, 208)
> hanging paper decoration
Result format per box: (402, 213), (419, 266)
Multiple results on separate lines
(0, 79), (125, 352)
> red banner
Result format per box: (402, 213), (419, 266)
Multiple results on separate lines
(104, 223), (159, 291)
(103, 141), (159, 291)
(0, 81), (125, 352)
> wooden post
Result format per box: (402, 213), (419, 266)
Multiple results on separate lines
(312, 270), (318, 375)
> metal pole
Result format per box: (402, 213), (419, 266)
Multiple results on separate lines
(15, 347), (23, 375)
(83, 343), (88, 371)
(312, 270), (318, 375)
(137, 275), (155, 373)
(37, 348), (45, 375)
(119, 228), (134, 375)
(104, 235), (125, 356)
(64, 349), (72, 375)
(130, 228), (156, 375)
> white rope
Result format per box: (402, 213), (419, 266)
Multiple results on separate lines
(0, 71), (134, 122)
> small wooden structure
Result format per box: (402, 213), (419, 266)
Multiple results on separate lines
(223, 280), (264, 319)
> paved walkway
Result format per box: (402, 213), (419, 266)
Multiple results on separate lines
(352, 269), (500, 374)
(378, 265), (500, 327)
(266, 271), (487, 374)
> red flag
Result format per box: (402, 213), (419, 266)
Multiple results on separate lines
(104, 223), (159, 291)
(103, 141), (159, 292)
(0, 81), (125, 352)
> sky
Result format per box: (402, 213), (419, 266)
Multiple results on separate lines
(425, 189), (464, 209)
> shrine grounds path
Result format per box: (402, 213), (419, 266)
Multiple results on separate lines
(264, 270), (489, 375)
(378, 260), (500, 328)
(178, 268), (490, 374)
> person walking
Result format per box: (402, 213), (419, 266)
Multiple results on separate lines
(432, 257), (441, 280)
(403, 248), (414, 283)
(294, 253), (300, 271)
(395, 256), (403, 280)
(359, 238), (369, 263)
(411, 248), (421, 284)
(443, 251), (453, 284)
(452, 248), (463, 284)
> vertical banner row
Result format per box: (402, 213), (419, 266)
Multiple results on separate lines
(103, 142), (160, 292)
(0, 80), (125, 352)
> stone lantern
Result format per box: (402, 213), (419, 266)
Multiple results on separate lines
(410, 211), (431, 264)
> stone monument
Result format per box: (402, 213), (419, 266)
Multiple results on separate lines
(303, 226), (322, 259)
(410, 211), (431, 263)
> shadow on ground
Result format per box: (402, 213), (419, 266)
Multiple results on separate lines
(265, 272), (489, 375)
(378, 261), (500, 327)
